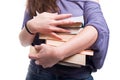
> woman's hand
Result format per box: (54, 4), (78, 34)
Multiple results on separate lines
(29, 44), (63, 68)
(27, 12), (74, 40)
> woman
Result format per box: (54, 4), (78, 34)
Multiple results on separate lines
(19, 0), (109, 80)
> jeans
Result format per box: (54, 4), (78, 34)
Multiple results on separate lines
(26, 60), (94, 80)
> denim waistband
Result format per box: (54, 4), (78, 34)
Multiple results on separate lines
(27, 60), (93, 79)
(30, 60), (92, 74)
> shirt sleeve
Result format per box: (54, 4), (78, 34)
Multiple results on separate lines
(22, 10), (32, 29)
(83, 1), (110, 69)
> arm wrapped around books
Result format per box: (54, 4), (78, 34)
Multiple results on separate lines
(29, 17), (94, 67)
(30, 45), (93, 66)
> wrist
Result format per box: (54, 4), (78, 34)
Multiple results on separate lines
(56, 44), (76, 60)
(25, 21), (36, 35)
(55, 46), (67, 61)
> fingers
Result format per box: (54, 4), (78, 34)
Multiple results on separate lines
(40, 12), (72, 20)
(34, 45), (42, 51)
(35, 60), (50, 68)
(51, 19), (75, 26)
(35, 60), (53, 68)
(54, 14), (72, 20)
(49, 32), (62, 40)
(49, 27), (70, 40)
(50, 26), (70, 33)
(29, 53), (38, 59)
(35, 60), (40, 65)
(29, 44), (44, 59)
(50, 18), (76, 29)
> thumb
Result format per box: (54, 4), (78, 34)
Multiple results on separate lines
(34, 45), (42, 51)
(34, 44), (46, 51)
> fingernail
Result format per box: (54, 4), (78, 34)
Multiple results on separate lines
(35, 61), (39, 65)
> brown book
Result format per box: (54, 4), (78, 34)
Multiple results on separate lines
(59, 53), (86, 67)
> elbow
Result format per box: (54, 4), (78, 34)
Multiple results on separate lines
(19, 33), (29, 47)
(87, 25), (98, 41)
(20, 41), (29, 47)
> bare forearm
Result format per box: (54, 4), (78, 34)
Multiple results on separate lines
(19, 26), (35, 47)
(58, 26), (98, 59)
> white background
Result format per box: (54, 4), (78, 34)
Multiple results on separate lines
(0, 0), (120, 80)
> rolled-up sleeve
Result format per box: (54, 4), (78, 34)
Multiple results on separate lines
(84, 1), (110, 69)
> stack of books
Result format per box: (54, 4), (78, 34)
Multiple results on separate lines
(29, 16), (93, 67)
